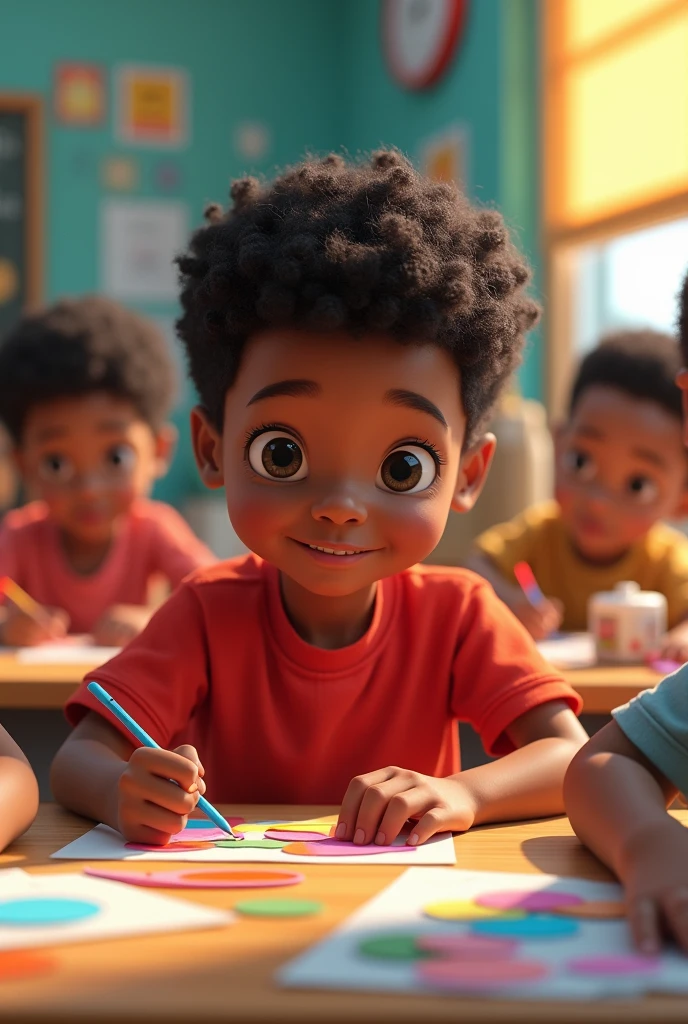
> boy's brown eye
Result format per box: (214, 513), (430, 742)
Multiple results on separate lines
(563, 448), (596, 482)
(105, 444), (136, 472)
(627, 475), (659, 504)
(37, 453), (74, 484)
(377, 446), (436, 494)
(248, 430), (308, 481)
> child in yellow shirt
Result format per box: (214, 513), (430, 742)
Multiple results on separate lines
(466, 331), (688, 660)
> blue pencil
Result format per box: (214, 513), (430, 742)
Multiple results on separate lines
(87, 681), (237, 839)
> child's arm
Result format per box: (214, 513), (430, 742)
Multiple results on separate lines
(91, 605), (153, 647)
(565, 721), (688, 953)
(0, 726), (39, 850)
(0, 602), (69, 647)
(464, 551), (562, 639)
(51, 712), (206, 844)
(336, 699), (587, 847)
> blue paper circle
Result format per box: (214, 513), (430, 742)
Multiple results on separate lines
(0, 898), (101, 926)
(471, 915), (579, 939)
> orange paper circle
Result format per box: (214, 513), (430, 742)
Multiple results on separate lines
(0, 950), (56, 981)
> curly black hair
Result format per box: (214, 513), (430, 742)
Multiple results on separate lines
(0, 296), (176, 442)
(176, 150), (539, 446)
(569, 329), (683, 421)
(679, 269), (688, 365)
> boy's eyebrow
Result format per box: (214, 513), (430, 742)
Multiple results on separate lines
(631, 446), (667, 469)
(247, 379), (321, 406)
(33, 419), (132, 442)
(384, 389), (448, 429)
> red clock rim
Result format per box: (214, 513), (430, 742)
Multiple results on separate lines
(381, 0), (468, 91)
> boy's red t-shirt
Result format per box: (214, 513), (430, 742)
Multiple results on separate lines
(0, 500), (215, 634)
(66, 554), (582, 804)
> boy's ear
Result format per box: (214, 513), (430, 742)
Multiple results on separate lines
(152, 424), (178, 479)
(190, 406), (225, 490)
(451, 433), (496, 513)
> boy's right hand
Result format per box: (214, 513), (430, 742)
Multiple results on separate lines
(117, 744), (207, 845)
(0, 603), (69, 647)
(511, 594), (563, 640)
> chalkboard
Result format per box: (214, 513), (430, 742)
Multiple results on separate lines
(0, 95), (42, 337)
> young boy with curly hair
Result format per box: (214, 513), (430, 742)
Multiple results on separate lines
(0, 297), (214, 647)
(565, 272), (688, 955)
(467, 330), (688, 660)
(52, 151), (586, 848)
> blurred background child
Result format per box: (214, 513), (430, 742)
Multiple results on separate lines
(0, 297), (215, 647)
(465, 331), (688, 660)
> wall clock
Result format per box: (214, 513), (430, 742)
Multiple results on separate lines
(382, 0), (469, 91)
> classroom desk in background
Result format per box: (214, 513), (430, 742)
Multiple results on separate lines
(0, 653), (665, 713)
(2, 803), (687, 1024)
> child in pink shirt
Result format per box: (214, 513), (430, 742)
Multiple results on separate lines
(0, 297), (215, 646)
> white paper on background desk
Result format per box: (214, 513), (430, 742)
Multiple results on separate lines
(279, 867), (688, 1001)
(16, 644), (120, 665)
(51, 822), (457, 866)
(536, 633), (596, 669)
(0, 868), (231, 950)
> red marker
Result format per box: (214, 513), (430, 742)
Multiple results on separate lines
(514, 562), (546, 608)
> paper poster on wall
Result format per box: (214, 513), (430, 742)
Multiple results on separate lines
(116, 65), (189, 147)
(419, 124), (468, 191)
(54, 63), (106, 126)
(100, 199), (188, 301)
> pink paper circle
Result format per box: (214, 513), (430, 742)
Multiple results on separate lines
(415, 934), (517, 958)
(475, 889), (584, 912)
(282, 839), (417, 857)
(264, 830), (329, 842)
(84, 866), (305, 889)
(417, 958), (550, 989)
(568, 955), (661, 976)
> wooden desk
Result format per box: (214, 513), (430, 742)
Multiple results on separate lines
(0, 654), (87, 708)
(2, 804), (687, 1023)
(563, 664), (661, 715)
(0, 654), (665, 715)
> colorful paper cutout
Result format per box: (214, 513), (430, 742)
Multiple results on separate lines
(215, 839), (287, 850)
(415, 934), (518, 958)
(358, 934), (430, 961)
(85, 867), (304, 889)
(475, 890), (584, 913)
(423, 899), (524, 921)
(264, 830), (329, 842)
(234, 898), (322, 918)
(0, 898), (100, 926)
(281, 839), (418, 858)
(554, 900), (626, 920)
(125, 841), (210, 853)
(568, 954), (660, 975)
(417, 958), (550, 989)
(471, 915), (579, 939)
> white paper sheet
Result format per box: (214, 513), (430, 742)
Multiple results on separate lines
(51, 821), (456, 866)
(16, 644), (120, 665)
(536, 633), (597, 669)
(279, 867), (688, 1000)
(0, 868), (231, 950)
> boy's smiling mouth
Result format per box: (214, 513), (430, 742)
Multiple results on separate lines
(290, 538), (381, 565)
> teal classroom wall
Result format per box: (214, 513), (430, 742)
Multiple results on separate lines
(0, 0), (345, 504)
(0, 0), (541, 505)
(342, 0), (542, 399)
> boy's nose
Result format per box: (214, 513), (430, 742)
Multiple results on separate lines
(311, 491), (368, 526)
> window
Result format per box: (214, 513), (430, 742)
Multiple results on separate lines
(544, 0), (688, 415)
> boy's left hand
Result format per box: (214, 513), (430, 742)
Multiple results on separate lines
(335, 767), (476, 847)
(654, 622), (688, 665)
(92, 605), (153, 647)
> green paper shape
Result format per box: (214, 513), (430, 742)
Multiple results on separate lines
(358, 934), (430, 961)
(215, 839), (287, 850)
(234, 898), (322, 918)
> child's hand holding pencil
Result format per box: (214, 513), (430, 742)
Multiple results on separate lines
(0, 578), (69, 647)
